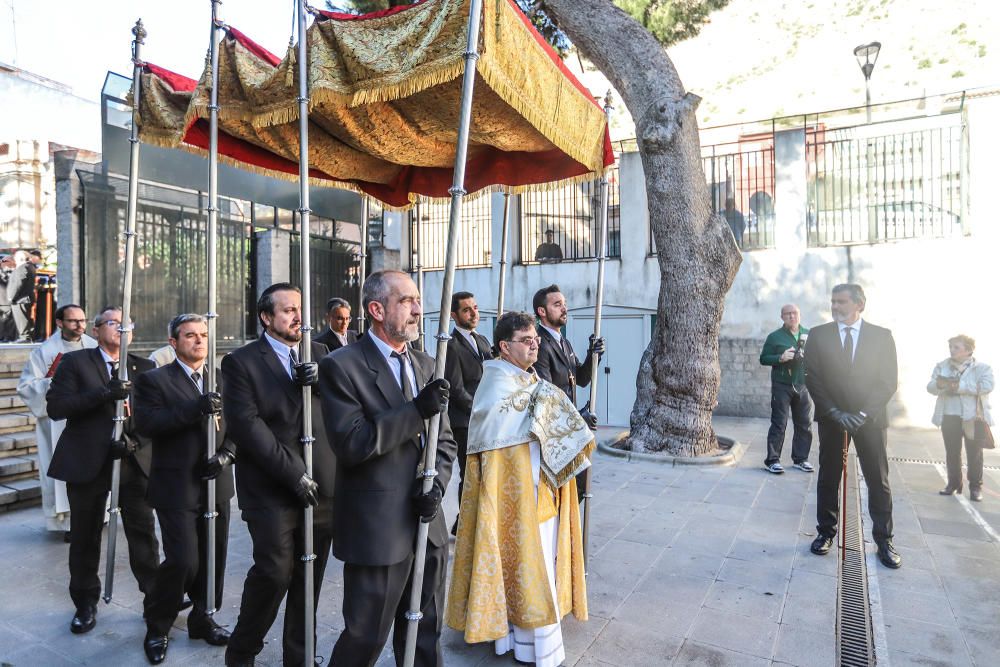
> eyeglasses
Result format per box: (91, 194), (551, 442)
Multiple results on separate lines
(509, 336), (541, 347)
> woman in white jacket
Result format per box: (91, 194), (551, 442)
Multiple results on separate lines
(927, 335), (994, 501)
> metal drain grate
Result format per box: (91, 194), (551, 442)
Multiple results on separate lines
(888, 456), (1000, 471)
(837, 447), (876, 666)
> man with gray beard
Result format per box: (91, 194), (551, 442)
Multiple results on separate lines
(320, 270), (455, 666)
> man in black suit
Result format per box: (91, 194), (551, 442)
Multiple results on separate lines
(444, 291), (492, 532)
(314, 296), (358, 351)
(320, 269), (455, 667)
(134, 313), (235, 664)
(8, 249), (39, 341)
(222, 283), (337, 667)
(47, 306), (160, 635)
(532, 284), (604, 426)
(805, 284), (901, 569)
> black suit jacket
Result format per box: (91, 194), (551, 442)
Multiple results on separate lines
(319, 333), (457, 566)
(805, 320), (898, 427)
(134, 360), (236, 511)
(444, 328), (493, 429)
(47, 349), (154, 484)
(314, 327), (357, 352)
(7, 262), (36, 304)
(221, 337), (335, 510)
(534, 326), (593, 402)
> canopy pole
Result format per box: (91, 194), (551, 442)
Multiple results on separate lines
(582, 92), (614, 568)
(294, 1), (316, 664)
(495, 193), (510, 318)
(357, 197), (368, 334)
(103, 18), (146, 605)
(203, 0), (223, 617)
(414, 199), (425, 351)
(402, 0), (484, 664)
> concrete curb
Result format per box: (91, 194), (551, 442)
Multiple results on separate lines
(596, 430), (746, 466)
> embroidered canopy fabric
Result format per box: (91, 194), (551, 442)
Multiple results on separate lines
(135, 0), (614, 209)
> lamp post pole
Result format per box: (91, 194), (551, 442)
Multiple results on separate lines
(854, 42), (881, 241)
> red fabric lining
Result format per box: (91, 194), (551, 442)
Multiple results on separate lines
(317, 0), (428, 22)
(144, 63), (197, 92)
(227, 26), (282, 66)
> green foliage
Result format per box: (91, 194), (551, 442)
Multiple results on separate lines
(917, 58), (931, 69)
(326, 0), (729, 54)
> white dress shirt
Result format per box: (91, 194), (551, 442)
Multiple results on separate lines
(264, 331), (296, 379)
(368, 330), (419, 397)
(837, 318), (863, 363)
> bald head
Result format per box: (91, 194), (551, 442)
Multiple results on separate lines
(780, 304), (801, 333)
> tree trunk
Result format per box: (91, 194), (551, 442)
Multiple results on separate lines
(544, 0), (742, 456)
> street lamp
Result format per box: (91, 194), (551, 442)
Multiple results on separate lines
(853, 41), (881, 123)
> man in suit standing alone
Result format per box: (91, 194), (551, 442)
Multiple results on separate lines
(46, 306), (160, 634)
(444, 291), (492, 533)
(135, 313), (235, 663)
(222, 283), (337, 667)
(805, 284), (901, 569)
(320, 269), (455, 667)
(314, 297), (358, 351)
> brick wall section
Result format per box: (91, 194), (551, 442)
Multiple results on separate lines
(716, 337), (773, 419)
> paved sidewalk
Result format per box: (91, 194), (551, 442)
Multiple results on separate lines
(0, 417), (998, 666)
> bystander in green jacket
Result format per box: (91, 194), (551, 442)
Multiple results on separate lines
(760, 324), (809, 385)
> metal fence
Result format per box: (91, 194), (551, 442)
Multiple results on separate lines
(290, 231), (361, 330)
(702, 141), (776, 251)
(409, 195), (492, 270)
(78, 171), (254, 344)
(519, 164), (621, 263)
(806, 121), (965, 245)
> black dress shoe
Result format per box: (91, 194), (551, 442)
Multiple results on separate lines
(876, 540), (902, 569)
(144, 632), (169, 664)
(810, 535), (833, 555)
(939, 484), (962, 495)
(70, 604), (97, 634)
(189, 615), (231, 646)
(970, 487), (983, 502)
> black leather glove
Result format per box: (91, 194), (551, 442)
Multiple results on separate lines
(579, 402), (598, 431)
(109, 437), (135, 460)
(294, 474), (319, 508)
(588, 334), (606, 358)
(200, 450), (235, 481)
(197, 392), (223, 415)
(412, 479), (443, 523)
(105, 378), (132, 402)
(292, 361), (319, 387)
(414, 378), (450, 419)
(843, 412), (866, 433)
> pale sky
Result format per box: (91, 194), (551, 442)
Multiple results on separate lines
(2, 0), (307, 100)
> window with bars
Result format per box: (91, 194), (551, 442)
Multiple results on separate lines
(518, 166), (621, 263)
(408, 195), (492, 270)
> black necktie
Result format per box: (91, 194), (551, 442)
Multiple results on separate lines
(108, 361), (119, 380)
(843, 327), (854, 365)
(474, 333), (491, 360)
(561, 336), (574, 363)
(288, 347), (298, 378)
(391, 351), (415, 402)
(191, 371), (202, 391)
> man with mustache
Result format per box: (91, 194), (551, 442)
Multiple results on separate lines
(805, 284), (901, 569)
(320, 270), (455, 666)
(222, 283), (336, 667)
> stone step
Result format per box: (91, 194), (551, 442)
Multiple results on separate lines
(0, 394), (27, 411)
(0, 455), (36, 479)
(0, 475), (41, 511)
(0, 377), (19, 392)
(0, 412), (34, 434)
(0, 430), (36, 454)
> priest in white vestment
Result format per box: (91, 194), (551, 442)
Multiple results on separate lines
(447, 311), (593, 667)
(16, 304), (97, 532)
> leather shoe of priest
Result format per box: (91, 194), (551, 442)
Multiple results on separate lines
(876, 540), (902, 569)
(143, 632), (169, 664)
(189, 615), (230, 646)
(810, 534), (833, 555)
(70, 604), (97, 634)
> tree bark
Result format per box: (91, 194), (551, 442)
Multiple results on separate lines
(544, 0), (742, 456)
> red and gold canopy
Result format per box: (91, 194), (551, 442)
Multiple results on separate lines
(135, 0), (613, 209)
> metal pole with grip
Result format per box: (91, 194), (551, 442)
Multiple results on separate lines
(582, 92), (614, 567)
(357, 197), (368, 335)
(495, 193), (510, 317)
(294, 1), (316, 663)
(204, 0), (223, 617)
(402, 1), (483, 664)
(103, 18), (146, 604)
(414, 199), (424, 351)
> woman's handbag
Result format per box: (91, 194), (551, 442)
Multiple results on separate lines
(975, 395), (995, 449)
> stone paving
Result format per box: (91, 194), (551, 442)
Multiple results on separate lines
(1, 416), (998, 666)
